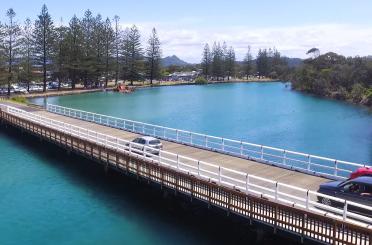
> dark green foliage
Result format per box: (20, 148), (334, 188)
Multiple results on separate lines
(194, 76), (208, 84)
(53, 24), (69, 90)
(122, 25), (143, 85)
(3, 8), (21, 95)
(34, 4), (55, 92)
(211, 42), (224, 80)
(243, 46), (253, 79)
(103, 17), (114, 87)
(65, 15), (83, 88)
(145, 28), (161, 84)
(10, 96), (27, 104)
(201, 43), (212, 79)
(256, 48), (288, 79)
(225, 46), (235, 80)
(113, 15), (121, 85)
(19, 18), (34, 91)
(292, 52), (372, 106)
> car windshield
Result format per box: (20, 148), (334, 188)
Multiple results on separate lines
(149, 140), (161, 145)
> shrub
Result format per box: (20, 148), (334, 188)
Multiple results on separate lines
(194, 76), (208, 84)
(10, 96), (27, 104)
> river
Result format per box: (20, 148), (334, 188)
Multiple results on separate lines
(1, 82), (370, 244)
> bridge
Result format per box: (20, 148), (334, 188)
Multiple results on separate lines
(0, 101), (371, 245)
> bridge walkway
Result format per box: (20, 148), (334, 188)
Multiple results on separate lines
(1, 102), (327, 193)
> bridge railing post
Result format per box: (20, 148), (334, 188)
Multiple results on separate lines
(218, 167), (222, 184)
(334, 160), (338, 177)
(282, 150), (286, 165)
(343, 200), (348, 221)
(158, 150), (162, 163)
(260, 146), (264, 160)
(275, 182), (278, 201)
(306, 190), (309, 210)
(245, 174), (249, 194)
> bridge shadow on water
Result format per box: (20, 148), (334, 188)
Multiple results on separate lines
(0, 126), (302, 245)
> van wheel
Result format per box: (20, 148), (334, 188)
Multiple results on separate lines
(320, 197), (332, 206)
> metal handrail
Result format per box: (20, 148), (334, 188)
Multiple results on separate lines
(6, 105), (372, 227)
(46, 103), (371, 180)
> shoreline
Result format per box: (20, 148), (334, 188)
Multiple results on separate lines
(1, 78), (281, 99)
(292, 87), (372, 109)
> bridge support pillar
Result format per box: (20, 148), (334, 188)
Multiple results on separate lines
(255, 228), (266, 244)
(104, 163), (109, 174)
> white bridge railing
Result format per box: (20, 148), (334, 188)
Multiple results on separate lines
(6, 105), (372, 227)
(46, 103), (370, 180)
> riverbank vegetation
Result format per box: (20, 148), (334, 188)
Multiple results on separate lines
(199, 45), (372, 107)
(291, 51), (372, 107)
(200, 43), (289, 81)
(0, 4), (370, 107)
(0, 5), (162, 95)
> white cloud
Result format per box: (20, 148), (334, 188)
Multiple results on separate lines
(120, 22), (372, 63)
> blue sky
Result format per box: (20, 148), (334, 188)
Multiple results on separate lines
(2, 0), (372, 62)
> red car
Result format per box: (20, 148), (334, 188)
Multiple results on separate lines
(350, 167), (372, 179)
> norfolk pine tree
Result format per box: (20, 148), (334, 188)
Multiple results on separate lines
(145, 28), (161, 85)
(113, 15), (121, 85)
(201, 43), (212, 79)
(34, 4), (55, 92)
(19, 18), (34, 91)
(243, 45), (253, 80)
(4, 8), (21, 95)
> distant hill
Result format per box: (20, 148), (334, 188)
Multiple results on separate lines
(283, 57), (303, 68)
(161, 55), (189, 67)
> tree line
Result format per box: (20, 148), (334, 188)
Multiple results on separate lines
(201, 43), (289, 81)
(291, 50), (372, 106)
(0, 4), (162, 95)
(200, 44), (372, 106)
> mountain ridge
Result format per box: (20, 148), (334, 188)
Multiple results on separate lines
(161, 55), (189, 67)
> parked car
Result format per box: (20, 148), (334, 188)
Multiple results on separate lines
(0, 87), (8, 95)
(61, 82), (71, 88)
(11, 84), (28, 94)
(128, 136), (163, 155)
(48, 82), (59, 89)
(29, 85), (43, 92)
(317, 176), (372, 216)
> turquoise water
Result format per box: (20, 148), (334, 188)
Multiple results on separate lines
(1, 129), (282, 245)
(2, 82), (371, 244)
(33, 82), (372, 164)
